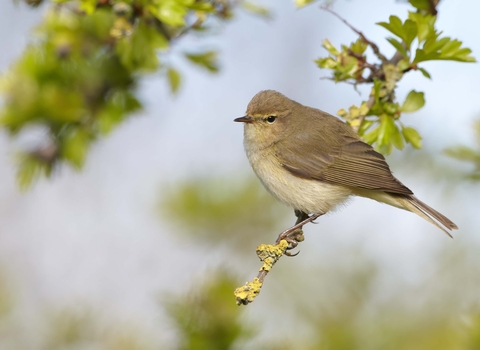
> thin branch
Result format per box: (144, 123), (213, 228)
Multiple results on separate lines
(321, 6), (389, 64)
(428, 0), (439, 16)
(234, 240), (287, 305)
(234, 212), (318, 306)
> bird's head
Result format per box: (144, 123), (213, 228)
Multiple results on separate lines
(234, 90), (300, 149)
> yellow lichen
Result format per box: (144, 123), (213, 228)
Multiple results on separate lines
(234, 240), (290, 305)
(256, 239), (288, 271)
(234, 278), (262, 306)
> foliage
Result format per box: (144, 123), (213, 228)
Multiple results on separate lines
(315, 2), (475, 154)
(445, 119), (480, 181)
(1, 0), (241, 188)
(163, 270), (255, 350)
(159, 177), (287, 252)
(2, 237), (480, 349)
(1, 0), (475, 187)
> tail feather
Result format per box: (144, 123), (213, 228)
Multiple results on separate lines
(394, 195), (458, 237)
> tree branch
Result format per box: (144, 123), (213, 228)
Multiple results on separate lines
(321, 6), (389, 64)
(234, 211), (316, 305)
(428, 0), (439, 16)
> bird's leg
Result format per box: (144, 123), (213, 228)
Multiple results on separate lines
(276, 211), (323, 256)
(289, 210), (310, 243)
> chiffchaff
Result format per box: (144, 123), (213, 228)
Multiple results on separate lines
(234, 90), (457, 236)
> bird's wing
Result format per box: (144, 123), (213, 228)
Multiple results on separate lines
(277, 128), (413, 196)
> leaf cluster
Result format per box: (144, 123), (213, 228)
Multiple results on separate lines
(358, 81), (424, 155)
(316, 4), (475, 155)
(378, 12), (475, 66)
(445, 120), (480, 181)
(164, 271), (255, 350)
(3, 0), (238, 188)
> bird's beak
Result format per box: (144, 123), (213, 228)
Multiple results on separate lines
(234, 116), (253, 123)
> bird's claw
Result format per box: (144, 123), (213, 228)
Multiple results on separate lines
(276, 228), (304, 257)
(285, 250), (300, 257)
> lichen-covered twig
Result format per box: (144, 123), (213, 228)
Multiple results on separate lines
(234, 240), (288, 306)
(234, 211), (321, 306)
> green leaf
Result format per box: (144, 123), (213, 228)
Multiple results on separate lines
(401, 90), (425, 113)
(442, 39), (463, 56)
(372, 79), (383, 100)
(444, 146), (480, 162)
(423, 36), (449, 54)
(378, 115), (395, 147)
(62, 129), (90, 169)
(167, 67), (181, 94)
(350, 38), (368, 55)
(358, 119), (374, 135)
(377, 16), (405, 40)
(97, 91), (141, 135)
(397, 58), (411, 71)
(383, 102), (399, 115)
(418, 67), (431, 79)
(402, 126), (422, 148)
(377, 143), (393, 155)
(391, 124), (405, 150)
(16, 156), (44, 190)
(149, 1), (188, 27)
(315, 57), (336, 69)
(408, 12), (436, 43)
(362, 125), (380, 144)
(403, 19), (417, 47)
(185, 51), (219, 72)
(415, 37), (476, 63)
(413, 48), (437, 62)
(322, 39), (340, 56)
(241, 2), (271, 19)
(386, 38), (408, 59)
(295, 0), (316, 8)
(80, 0), (97, 14)
(408, 0), (431, 11)
(115, 20), (168, 71)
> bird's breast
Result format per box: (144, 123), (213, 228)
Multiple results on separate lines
(244, 144), (352, 214)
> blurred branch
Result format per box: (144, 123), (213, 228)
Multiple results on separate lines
(164, 270), (255, 347)
(2, 0), (242, 188)
(444, 119), (480, 181)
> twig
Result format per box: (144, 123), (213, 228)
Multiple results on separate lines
(234, 240), (288, 306)
(428, 0), (439, 16)
(234, 212), (318, 306)
(321, 6), (389, 64)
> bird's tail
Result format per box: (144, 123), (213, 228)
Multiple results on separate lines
(394, 195), (458, 237)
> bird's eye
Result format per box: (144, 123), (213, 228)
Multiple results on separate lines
(266, 116), (276, 124)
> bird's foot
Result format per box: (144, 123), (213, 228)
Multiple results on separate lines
(275, 213), (322, 257)
(283, 228), (304, 257)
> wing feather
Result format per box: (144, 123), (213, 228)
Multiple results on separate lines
(277, 132), (413, 196)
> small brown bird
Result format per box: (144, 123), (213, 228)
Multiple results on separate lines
(235, 90), (457, 236)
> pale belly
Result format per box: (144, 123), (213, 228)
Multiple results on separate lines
(246, 148), (352, 214)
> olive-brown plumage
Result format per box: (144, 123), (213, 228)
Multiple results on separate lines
(235, 90), (457, 236)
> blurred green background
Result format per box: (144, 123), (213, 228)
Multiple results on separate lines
(0, 0), (480, 349)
